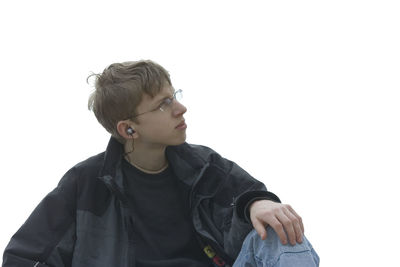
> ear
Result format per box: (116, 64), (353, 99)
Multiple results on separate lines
(117, 120), (138, 140)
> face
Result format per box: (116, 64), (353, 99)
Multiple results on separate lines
(131, 85), (187, 147)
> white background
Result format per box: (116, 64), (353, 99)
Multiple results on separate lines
(1, 1), (399, 266)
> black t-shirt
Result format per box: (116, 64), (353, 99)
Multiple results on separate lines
(122, 159), (213, 267)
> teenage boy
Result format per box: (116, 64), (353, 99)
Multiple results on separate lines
(2, 60), (319, 267)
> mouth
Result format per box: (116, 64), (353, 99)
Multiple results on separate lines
(175, 120), (187, 129)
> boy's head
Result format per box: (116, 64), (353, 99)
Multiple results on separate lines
(88, 60), (172, 143)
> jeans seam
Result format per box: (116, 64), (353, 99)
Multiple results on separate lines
(253, 249), (313, 267)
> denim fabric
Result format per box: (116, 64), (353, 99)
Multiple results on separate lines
(233, 228), (319, 267)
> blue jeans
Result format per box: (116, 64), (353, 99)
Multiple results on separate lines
(233, 227), (319, 267)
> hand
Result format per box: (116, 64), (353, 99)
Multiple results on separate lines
(249, 200), (304, 245)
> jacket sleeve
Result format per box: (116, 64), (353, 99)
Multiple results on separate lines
(2, 168), (78, 267)
(216, 155), (281, 223)
(210, 154), (282, 260)
(193, 144), (281, 223)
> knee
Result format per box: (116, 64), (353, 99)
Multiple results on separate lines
(244, 227), (318, 264)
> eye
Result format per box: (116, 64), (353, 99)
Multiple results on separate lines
(159, 97), (173, 111)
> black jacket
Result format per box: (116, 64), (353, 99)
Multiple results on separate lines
(3, 137), (280, 267)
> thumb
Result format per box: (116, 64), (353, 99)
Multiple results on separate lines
(252, 219), (267, 240)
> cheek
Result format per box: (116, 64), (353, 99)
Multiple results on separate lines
(140, 120), (175, 139)
(152, 120), (175, 132)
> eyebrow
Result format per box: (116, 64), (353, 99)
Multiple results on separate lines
(152, 89), (175, 107)
(153, 96), (169, 107)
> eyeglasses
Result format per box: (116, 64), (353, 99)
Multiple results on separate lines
(130, 89), (183, 119)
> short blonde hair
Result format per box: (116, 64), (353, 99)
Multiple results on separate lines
(88, 60), (171, 143)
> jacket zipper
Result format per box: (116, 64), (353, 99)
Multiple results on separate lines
(188, 162), (210, 210)
(196, 231), (233, 266)
(100, 175), (136, 267)
(189, 163), (234, 265)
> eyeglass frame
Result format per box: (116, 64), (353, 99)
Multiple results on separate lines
(126, 89), (183, 120)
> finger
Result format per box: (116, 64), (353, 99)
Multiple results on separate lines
(267, 217), (288, 245)
(286, 205), (304, 234)
(276, 210), (297, 245)
(283, 207), (303, 244)
(252, 219), (267, 240)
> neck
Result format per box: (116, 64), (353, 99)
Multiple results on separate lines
(124, 140), (168, 174)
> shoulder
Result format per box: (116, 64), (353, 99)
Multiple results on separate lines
(167, 142), (232, 170)
(168, 142), (216, 160)
(73, 152), (105, 176)
(57, 152), (105, 190)
(54, 152), (108, 210)
(186, 143), (218, 158)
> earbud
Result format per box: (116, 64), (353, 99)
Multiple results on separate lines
(126, 127), (135, 136)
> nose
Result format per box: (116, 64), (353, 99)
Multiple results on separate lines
(172, 99), (187, 117)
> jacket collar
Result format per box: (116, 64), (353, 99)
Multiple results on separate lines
(98, 137), (206, 189)
(98, 137), (228, 208)
(99, 137), (124, 178)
